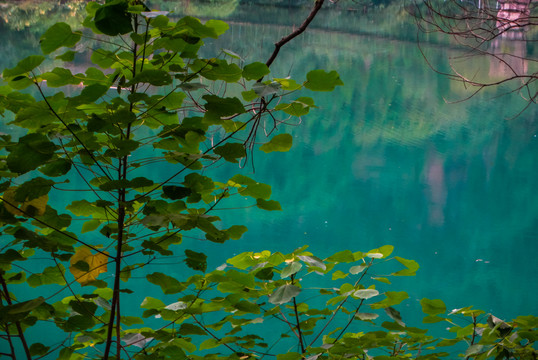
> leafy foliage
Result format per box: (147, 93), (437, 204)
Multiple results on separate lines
(0, 1), (535, 360)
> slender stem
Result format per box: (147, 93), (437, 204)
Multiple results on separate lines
(0, 273), (31, 360)
(464, 314), (478, 360)
(291, 274), (306, 353)
(103, 12), (141, 359)
(264, 0), (325, 69)
(333, 299), (365, 344)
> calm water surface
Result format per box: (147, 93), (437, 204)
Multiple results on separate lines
(1, 2), (537, 347)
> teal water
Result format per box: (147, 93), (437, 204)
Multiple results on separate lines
(1, 1), (537, 355)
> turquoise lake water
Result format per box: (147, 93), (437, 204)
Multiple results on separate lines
(1, 1), (537, 356)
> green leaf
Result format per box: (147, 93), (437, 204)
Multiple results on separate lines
(260, 134), (293, 153)
(128, 69), (172, 86)
(56, 50), (76, 61)
(275, 97), (315, 117)
(385, 306), (405, 326)
(147, 272), (184, 294)
(281, 262), (302, 278)
(7, 133), (56, 174)
(8, 297), (45, 314)
(225, 225), (248, 240)
(40, 22), (81, 54)
(304, 69), (343, 91)
(277, 352), (302, 360)
(465, 345), (484, 356)
(140, 297), (165, 310)
(94, 1), (133, 36)
(423, 315), (445, 323)
(39, 159), (72, 177)
(27, 265), (66, 287)
(332, 270), (348, 280)
(256, 198), (282, 211)
(420, 298), (447, 316)
(269, 284), (301, 305)
(3, 55), (45, 77)
(199, 338), (219, 351)
(185, 249), (207, 272)
(14, 178), (54, 202)
(41, 68), (80, 87)
(29, 343), (50, 356)
(179, 323), (206, 336)
(326, 250), (355, 263)
(370, 291), (409, 309)
(214, 143), (246, 163)
(163, 186), (191, 200)
(392, 256), (419, 276)
(243, 62), (270, 80)
(203, 95), (246, 117)
(206, 19), (229, 36)
(297, 255), (326, 270)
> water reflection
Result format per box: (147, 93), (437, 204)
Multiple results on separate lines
(0, 2), (536, 325)
(489, 0), (532, 80)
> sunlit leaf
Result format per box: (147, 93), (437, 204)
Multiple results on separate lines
(353, 289), (379, 299)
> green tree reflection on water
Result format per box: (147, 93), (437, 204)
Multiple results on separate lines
(0, 0), (536, 338)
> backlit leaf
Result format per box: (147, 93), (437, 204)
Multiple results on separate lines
(185, 249), (207, 272)
(8, 297), (45, 314)
(40, 22), (81, 55)
(7, 133), (56, 174)
(420, 298), (446, 316)
(3, 55), (45, 77)
(304, 69), (343, 91)
(94, 1), (133, 36)
(69, 247), (109, 286)
(3, 187), (48, 217)
(392, 256), (419, 276)
(243, 62), (270, 80)
(370, 291), (409, 309)
(260, 134), (292, 153)
(256, 199), (282, 211)
(214, 143), (246, 163)
(147, 272), (184, 294)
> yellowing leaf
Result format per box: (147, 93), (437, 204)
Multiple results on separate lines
(69, 247), (108, 286)
(3, 187), (48, 217)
